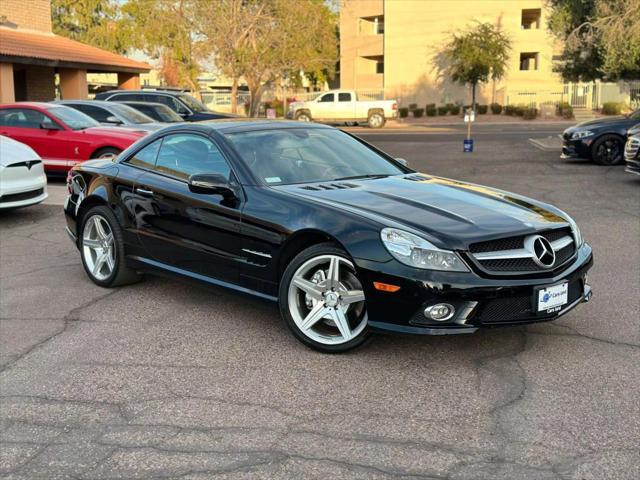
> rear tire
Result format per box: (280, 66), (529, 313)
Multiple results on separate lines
(367, 112), (385, 128)
(279, 243), (371, 353)
(591, 135), (624, 165)
(79, 205), (142, 288)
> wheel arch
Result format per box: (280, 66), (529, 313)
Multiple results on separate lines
(90, 145), (121, 159)
(367, 107), (384, 117)
(277, 229), (348, 280)
(76, 194), (109, 234)
(294, 108), (312, 120)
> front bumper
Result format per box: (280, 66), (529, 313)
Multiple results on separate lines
(561, 138), (593, 159)
(355, 243), (594, 335)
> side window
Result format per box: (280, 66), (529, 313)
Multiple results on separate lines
(318, 93), (334, 103)
(112, 93), (140, 102)
(154, 134), (231, 181)
(72, 105), (111, 123)
(0, 108), (50, 129)
(338, 93), (352, 102)
(126, 139), (162, 169)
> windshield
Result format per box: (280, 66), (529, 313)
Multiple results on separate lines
(124, 103), (183, 123)
(109, 103), (154, 124)
(178, 93), (208, 112)
(49, 106), (99, 130)
(225, 128), (405, 185)
(629, 109), (640, 120)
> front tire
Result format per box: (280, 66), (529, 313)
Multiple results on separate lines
(279, 243), (371, 353)
(591, 135), (624, 165)
(79, 206), (141, 287)
(295, 111), (312, 122)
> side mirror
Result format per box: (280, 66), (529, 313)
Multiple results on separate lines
(188, 173), (236, 199)
(395, 157), (408, 167)
(40, 121), (59, 130)
(105, 115), (122, 124)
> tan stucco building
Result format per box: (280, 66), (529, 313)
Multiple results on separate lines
(340, 0), (564, 106)
(0, 0), (149, 103)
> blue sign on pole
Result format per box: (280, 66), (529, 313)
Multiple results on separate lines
(463, 139), (474, 153)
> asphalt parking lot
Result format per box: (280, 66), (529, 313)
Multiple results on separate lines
(1, 123), (639, 479)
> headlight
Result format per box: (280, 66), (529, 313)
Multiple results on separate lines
(380, 228), (469, 272)
(571, 130), (594, 140)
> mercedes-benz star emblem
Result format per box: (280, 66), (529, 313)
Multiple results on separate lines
(527, 235), (556, 268)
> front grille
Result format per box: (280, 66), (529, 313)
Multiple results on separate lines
(473, 279), (583, 324)
(625, 159), (640, 175)
(0, 188), (44, 203)
(469, 228), (575, 275)
(625, 137), (640, 161)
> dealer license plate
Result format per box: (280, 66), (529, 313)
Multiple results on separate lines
(537, 282), (568, 314)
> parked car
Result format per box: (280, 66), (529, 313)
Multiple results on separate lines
(0, 135), (47, 209)
(120, 101), (185, 124)
(55, 100), (169, 132)
(624, 123), (640, 176)
(0, 103), (146, 173)
(561, 109), (640, 165)
(94, 90), (233, 122)
(64, 121), (593, 353)
(287, 90), (398, 128)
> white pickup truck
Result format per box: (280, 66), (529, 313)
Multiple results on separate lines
(287, 90), (397, 128)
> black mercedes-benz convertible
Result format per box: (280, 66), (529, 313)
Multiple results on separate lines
(64, 120), (593, 352)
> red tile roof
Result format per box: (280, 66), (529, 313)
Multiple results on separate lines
(0, 27), (150, 73)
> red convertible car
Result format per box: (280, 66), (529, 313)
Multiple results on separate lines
(0, 103), (146, 173)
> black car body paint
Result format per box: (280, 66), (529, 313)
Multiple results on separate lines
(65, 121), (593, 336)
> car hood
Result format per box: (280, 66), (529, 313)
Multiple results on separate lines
(277, 174), (569, 250)
(82, 126), (148, 139)
(0, 135), (40, 166)
(567, 116), (634, 132)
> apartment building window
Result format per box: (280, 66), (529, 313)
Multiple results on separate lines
(359, 15), (384, 35)
(376, 59), (384, 74)
(520, 52), (539, 71)
(521, 9), (541, 29)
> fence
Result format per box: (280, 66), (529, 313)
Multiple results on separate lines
(506, 81), (640, 110)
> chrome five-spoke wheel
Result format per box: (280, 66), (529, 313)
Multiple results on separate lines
(82, 214), (115, 281)
(287, 254), (368, 347)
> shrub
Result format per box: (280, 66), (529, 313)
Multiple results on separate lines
(398, 107), (409, 118)
(412, 108), (424, 118)
(425, 103), (436, 111)
(556, 102), (573, 119)
(408, 103), (418, 111)
(477, 104), (488, 114)
(490, 103), (502, 114)
(426, 106), (437, 116)
(449, 104), (461, 115)
(445, 103), (456, 113)
(602, 101), (623, 115)
(437, 106), (448, 115)
(523, 107), (538, 120)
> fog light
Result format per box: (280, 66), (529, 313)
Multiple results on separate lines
(424, 303), (455, 322)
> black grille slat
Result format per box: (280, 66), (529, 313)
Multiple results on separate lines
(474, 280), (583, 324)
(0, 188), (44, 203)
(469, 228), (575, 274)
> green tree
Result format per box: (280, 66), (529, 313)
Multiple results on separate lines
(122, 0), (201, 91)
(52, 0), (131, 54)
(436, 22), (511, 112)
(548, 0), (640, 81)
(197, 0), (337, 115)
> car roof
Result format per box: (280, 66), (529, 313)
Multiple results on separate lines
(100, 90), (186, 96)
(120, 101), (168, 108)
(56, 100), (113, 106)
(149, 119), (333, 135)
(0, 102), (58, 110)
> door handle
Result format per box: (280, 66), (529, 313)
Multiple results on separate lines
(135, 187), (154, 197)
